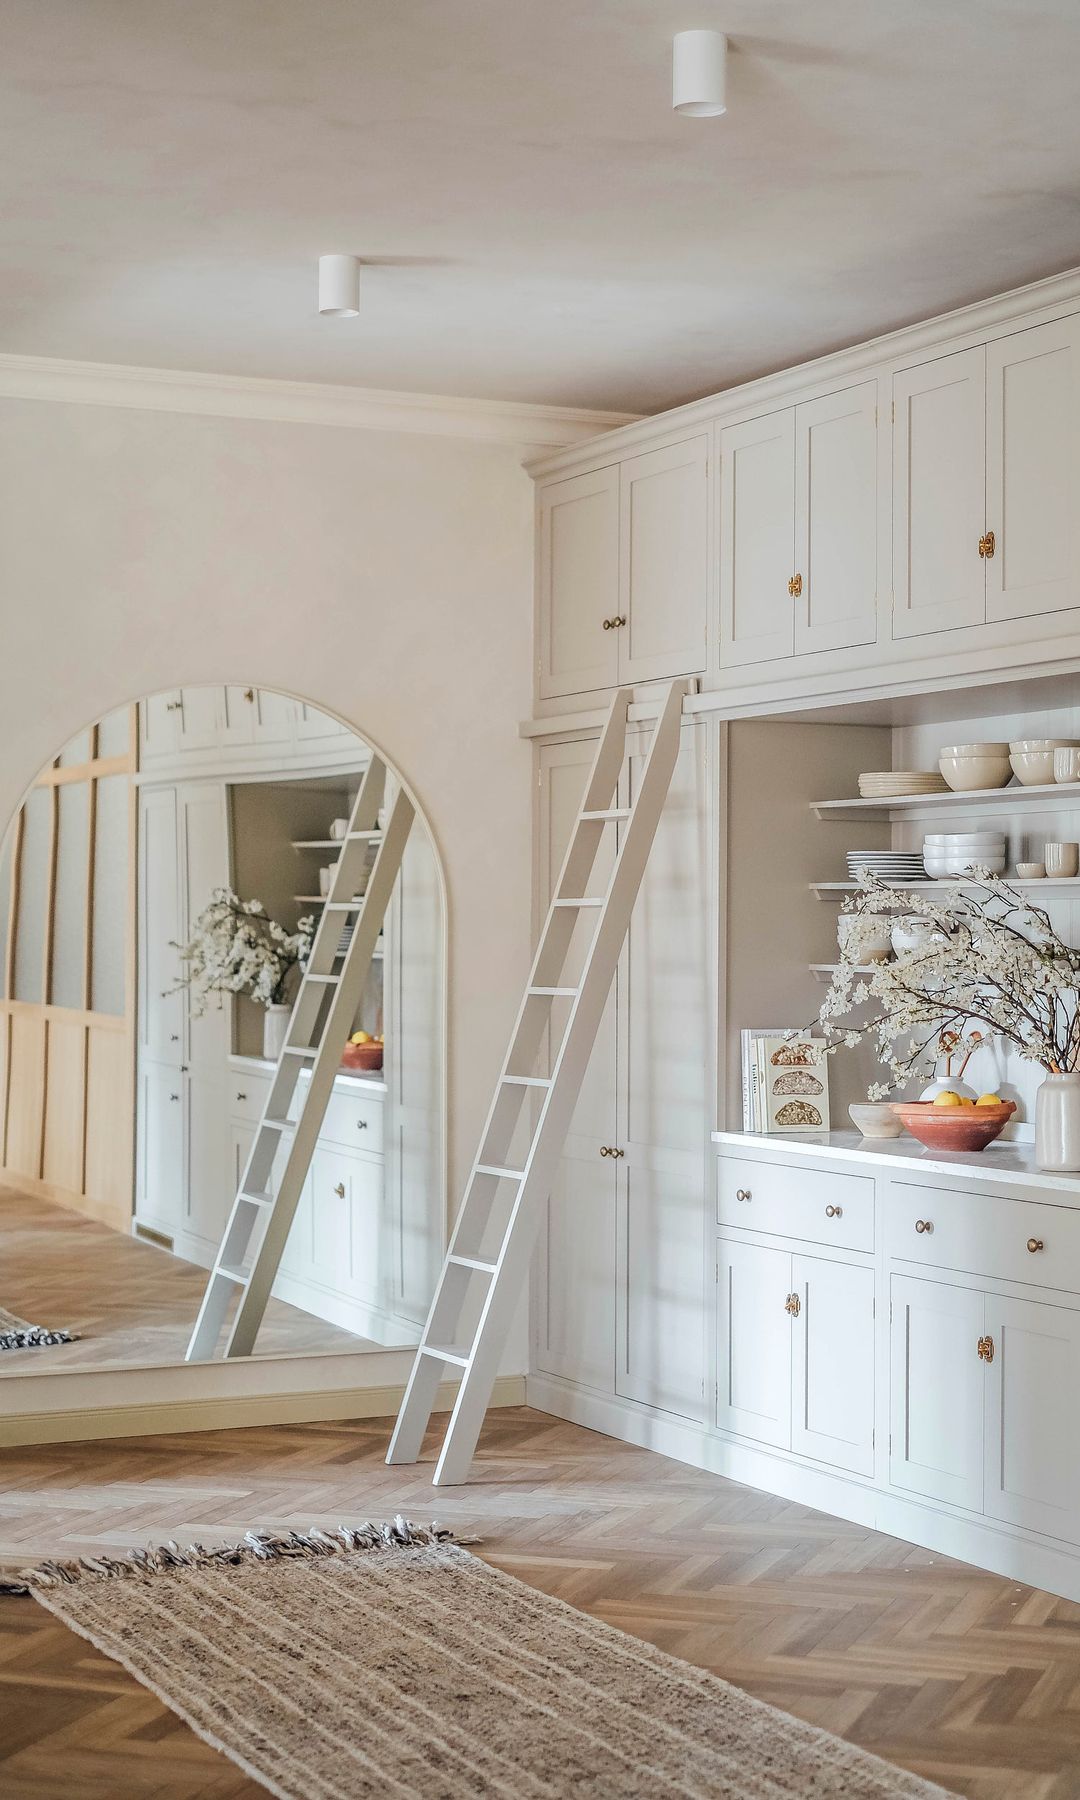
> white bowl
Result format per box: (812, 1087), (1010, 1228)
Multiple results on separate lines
(848, 1102), (904, 1140)
(891, 918), (945, 955)
(922, 834), (1006, 847)
(941, 743), (1010, 755)
(938, 749), (1012, 791)
(1010, 740), (1078, 786)
(1016, 862), (1045, 879)
(924, 858), (1006, 877)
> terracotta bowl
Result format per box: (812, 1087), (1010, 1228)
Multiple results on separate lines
(890, 1100), (1015, 1153)
(341, 1040), (383, 1073)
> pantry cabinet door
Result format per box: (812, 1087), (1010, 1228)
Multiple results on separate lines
(984, 1293), (1080, 1542)
(718, 409), (796, 667)
(791, 1255), (875, 1476)
(186, 1069), (230, 1250)
(618, 438), (708, 685)
(177, 783), (230, 1074)
(795, 383), (880, 656)
(985, 317), (1080, 625)
(889, 1273), (984, 1511)
(716, 1237), (792, 1448)
(892, 347), (986, 639)
(537, 467), (620, 699)
(136, 1061), (184, 1237)
(616, 723), (708, 1421)
(138, 787), (183, 1064)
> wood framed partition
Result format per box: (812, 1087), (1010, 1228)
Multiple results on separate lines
(0, 709), (137, 1230)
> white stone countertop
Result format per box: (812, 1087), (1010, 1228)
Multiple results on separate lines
(712, 1128), (1080, 1197)
(229, 1053), (387, 1096)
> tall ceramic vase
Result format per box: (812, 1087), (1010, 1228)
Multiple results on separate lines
(262, 1002), (291, 1063)
(1035, 1072), (1080, 1172)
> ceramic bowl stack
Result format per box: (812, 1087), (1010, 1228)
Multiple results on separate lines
(846, 849), (926, 884)
(1009, 739), (1080, 785)
(938, 743), (1012, 791)
(923, 832), (1006, 877)
(858, 770), (949, 799)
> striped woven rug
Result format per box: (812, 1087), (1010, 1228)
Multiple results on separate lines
(0, 1304), (77, 1352)
(2, 1520), (953, 1799)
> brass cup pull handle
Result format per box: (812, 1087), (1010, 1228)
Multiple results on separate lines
(825, 1204), (842, 1218)
(788, 573), (803, 597)
(977, 1334), (995, 1364)
(978, 530), (996, 559)
(735, 1187), (752, 1202)
(333, 1182), (346, 1199)
(915, 1219), (933, 1234)
(785, 1292), (801, 1317)
(1027, 1237), (1045, 1253)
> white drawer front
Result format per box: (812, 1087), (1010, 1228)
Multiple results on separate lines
(717, 1156), (873, 1254)
(320, 1088), (384, 1156)
(228, 1075), (270, 1126)
(887, 1181), (1080, 1293)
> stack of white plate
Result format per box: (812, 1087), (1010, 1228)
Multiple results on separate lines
(846, 850), (927, 882)
(923, 832), (1006, 878)
(858, 770), (950, 798)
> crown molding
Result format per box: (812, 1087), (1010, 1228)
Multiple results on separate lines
(0, 352), (640, 448)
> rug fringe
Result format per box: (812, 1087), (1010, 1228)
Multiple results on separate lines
(0, 1517), (467, 1595)
(0, 1326), (79, 1351)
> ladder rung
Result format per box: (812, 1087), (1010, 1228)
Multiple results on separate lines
(420, 1344), (470, 1368)
(528, 986), (578, 996)
(282, 1045), (317, 1058)
(448, 1254), (497, 1275)
(303, 972), (340, 985)
(580, 808), (630, 821)
(552, 897), (603, 908)
(475, 1163), (525, 1181)
(324, 900), (365, 912)
(501, 1075), (551, 1088)
(264, 1115), (298, 1130)
(239, 1188), (273, 1207)
(216, 1263), (251, 1286)
(347, 829), (383, 839)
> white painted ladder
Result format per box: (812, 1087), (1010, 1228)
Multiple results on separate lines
(387, 679), (686, 1484)
(185, 755), (414, 1361)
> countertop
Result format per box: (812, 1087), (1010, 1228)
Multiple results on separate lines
(229, 1053), (388, 1096)
(712, 1128), (1080, 1197)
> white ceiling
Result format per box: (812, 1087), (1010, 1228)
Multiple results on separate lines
(4, 1), (1080, 414)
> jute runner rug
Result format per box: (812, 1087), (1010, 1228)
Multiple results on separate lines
(1, 1519), (952, 1799)
(0, 1303), (78, 1351)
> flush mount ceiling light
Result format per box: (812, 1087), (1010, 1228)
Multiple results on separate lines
(672, 29), (727, 117)
(318, 254), (361, 317)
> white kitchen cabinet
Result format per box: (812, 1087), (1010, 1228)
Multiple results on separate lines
(177, 781), (230, 1073)
(892, 348), (986, 640)
(186, 1069), (231, 1250)
(537, 466), (620, 699)
(718, 409), (796, 667)
(983, 1291), (1080, 1542)
(253, 688), (297, 746)
(617, 438), (708, 685)
(219, 686), (257, 748)
(137, 786), (183, 1065)
(716, 1236), (792, 1448)
(889, 1272), (986, 1512)
(140, 692), (183, 763)
(136, 1061), (184, 1239)
(791, 1254), (875, 1476)
(175, 686), (223, 751)
(795, 383), (880, 656)
(986, 316), (1080, 625)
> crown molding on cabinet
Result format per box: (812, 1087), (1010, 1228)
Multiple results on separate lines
(0, 352), (639, 448)
(527, 262), (1080, 479)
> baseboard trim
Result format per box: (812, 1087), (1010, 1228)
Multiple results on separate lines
(526, 1374), (1080, 1607)
(1, 1373), (526, 1448)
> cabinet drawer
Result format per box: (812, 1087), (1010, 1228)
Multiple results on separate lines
(887, 1182), (1080, 1293)
(228, 1075), (270, 1126)
(320, 1088), (384, 1156)
(717, 1157), (873, 1253)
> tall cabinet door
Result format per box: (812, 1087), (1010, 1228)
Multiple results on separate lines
(533, 738), (618, 1391)
(138, 787), (182, 1063)
(716, 1238), (792, 1448)
(177, 783), (230, 1072)
(791, 1255), (875, 1476)
(795, 383), (880, 656)
(984, 1293), (1080, 1543)
(718, 409), (796, 667)
(889, 1273), (985, 1511)
(537, 467), (620, 699)
(892, 347), (986, 639)
(985, 317), (1080, 625)
(616, 722), (708, 1420)
(618, 439), (708, 685)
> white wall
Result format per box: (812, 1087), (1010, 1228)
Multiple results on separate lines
(0, 396), (537, 1333)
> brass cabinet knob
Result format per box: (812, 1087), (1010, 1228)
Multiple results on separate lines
(915, 1219), (933, 1234)
(1027, 1237), (1044, 1253)
(333, 1182), (346, 1199)
(788, 573), (803, 597)
(243, 687), (255, 702)
(978, 530), (996, 559)
(785, 1292), (801, 1317)
(977, 1334), (995, 1364)
(735, 1187), (752, 1202)
(825, 1203), (843, 1218)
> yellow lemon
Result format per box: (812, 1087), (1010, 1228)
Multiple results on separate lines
(350, 1030), (372, 1045)
(976, 1092), (1002, 1107)
(932, 1090), (964, 1108)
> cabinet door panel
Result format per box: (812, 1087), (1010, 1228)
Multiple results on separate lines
(185, 1070), (230, 1249)
(716, 1237), (792, 1447)
(176, 687), (223, 750)
(718, 409), (795, 667)
(220, 687), (256, 747)
(985, 1293), (1080, 1542)
(141, 693), (181, 763)
(178, 784), (230, 1073)
(792, 1255), (875, 1476)
(890, 1273), (984, 1510)
(986, 317), (1080, 624)
(537, 468), (620, 698)
(892, 348), (986, 638)
(796, 383), (879, 655)
(253, 688), (297, 745)
(136, 1062), (184, 1235)
(619, 438), (707, 684)
(138, 788), (182, 1063)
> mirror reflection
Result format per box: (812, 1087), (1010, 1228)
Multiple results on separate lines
(0, 686), (444, 1372)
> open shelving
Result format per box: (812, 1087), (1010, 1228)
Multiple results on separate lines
(811, 780), (1080, 821)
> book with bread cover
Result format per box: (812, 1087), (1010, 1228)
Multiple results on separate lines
(758, 1034), (830, 1133)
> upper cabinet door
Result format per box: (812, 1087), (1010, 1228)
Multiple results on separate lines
(718, 409), (796, 667)
(141, 692), (183, 763)
(795, 383), (880, 656)
(175, 687), (224, 750)
(537, 467), (620, 699)
(985, 317), (1080, 625)
(892, 347), (986, 639)
(618, 438), (708, 685)
(219, 686), (257, 748)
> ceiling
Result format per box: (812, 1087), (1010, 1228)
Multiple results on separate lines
(4, 1), (1080, 414)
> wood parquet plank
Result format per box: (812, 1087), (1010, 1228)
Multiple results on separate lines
(3, 1407), (1080, 1796)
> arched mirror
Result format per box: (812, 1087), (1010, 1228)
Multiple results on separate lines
(0, 686), (445, 1370)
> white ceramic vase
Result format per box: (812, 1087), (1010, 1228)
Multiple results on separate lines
(262, 1002), (291, 1063)
(1035, 1072), (1080, 1172)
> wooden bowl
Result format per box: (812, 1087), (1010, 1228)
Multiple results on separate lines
(341, 1040), (383, 1073)
(890, 1100), (1015, 1153)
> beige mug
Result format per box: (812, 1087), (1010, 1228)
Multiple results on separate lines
(1045, 841), (1080, 879)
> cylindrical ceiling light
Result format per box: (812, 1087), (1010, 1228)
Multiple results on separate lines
(318, 254), (361, 317)
(672, 29), (727, 117)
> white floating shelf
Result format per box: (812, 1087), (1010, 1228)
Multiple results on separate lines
(812, 878), (1080, 899)
(811, 781), (1080, 820)
(810, 963), (876, 982)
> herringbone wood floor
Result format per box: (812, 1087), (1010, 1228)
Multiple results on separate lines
(2, 1406), (1080, 1797)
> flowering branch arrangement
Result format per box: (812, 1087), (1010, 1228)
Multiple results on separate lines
(172, 888), (314, 1014)
(818, 869), (1080, 1100)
